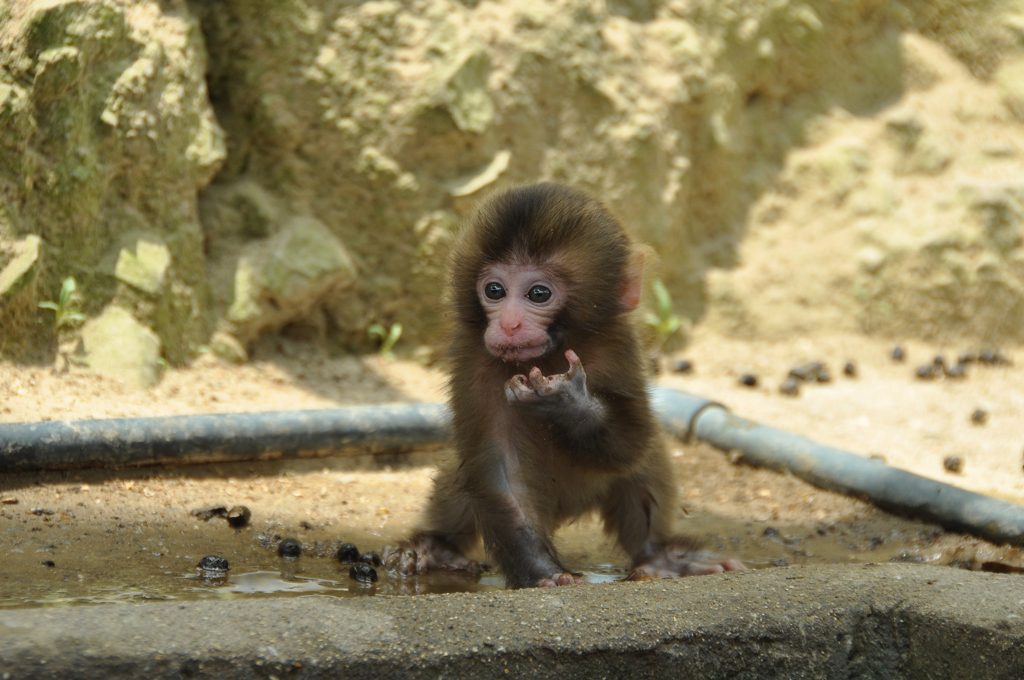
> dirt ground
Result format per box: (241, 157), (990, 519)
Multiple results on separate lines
(2, 330), (1023, 607)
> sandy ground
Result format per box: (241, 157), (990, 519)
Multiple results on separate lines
(1, 331), (1023, 606)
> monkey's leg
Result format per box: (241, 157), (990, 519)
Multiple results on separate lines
(383, 465), (483, 576)
(475, 497), (584, 588)
(601, 475), (745, 581)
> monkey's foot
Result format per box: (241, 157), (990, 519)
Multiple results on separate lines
(382, 539), (484, 577)
(625, 557), (746, 581)
(505, 350), (589, 404)
(536, 571), (586, 588)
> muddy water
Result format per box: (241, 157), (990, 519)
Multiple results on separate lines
(3, 444), (1023, 608)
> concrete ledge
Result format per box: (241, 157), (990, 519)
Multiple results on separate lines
(2, 564), (1022, 679)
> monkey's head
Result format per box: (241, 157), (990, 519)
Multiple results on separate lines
(450, 183), (644, 363)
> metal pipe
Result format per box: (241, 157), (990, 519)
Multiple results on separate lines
(651, 389), (1024, 547)
(2, 388), (1023, 546)
(0, 403), (450, 471)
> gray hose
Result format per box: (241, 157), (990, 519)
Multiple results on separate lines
(3, 388), (1023, 546)
(652, 389), (1024, 546)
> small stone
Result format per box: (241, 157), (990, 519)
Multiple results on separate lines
(970, 409), (989, 425)
(226, 505), (251, 528)
(210, 331), (249, 364)
(41, 560), (56, 567)
(779, 377), (800, 396)
(943, 456), (964, 473)
(869, 454), (887, 463)
(278, 538), (302, 558)
(114, 239), (171, 294)
(80, 305), (163, 388)
(738, 373), (758, 387)
(0, 235), (41, 297)
(360, 551), (382, 566)
(671, 360), (694, 374)
(350, 563), (378, 583)
(337, 543), (361, 563)
(933, 355), (945, 367)
(891, 346), (905, 362)
(198, 556), (230, 571)
(30, 508), (55, 516)
(915, 365), (940, 380)
(843, 362), (857, 377)
(958, 351), (978, 365)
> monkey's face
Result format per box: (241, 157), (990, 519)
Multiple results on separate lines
(478, 262), (563, 363)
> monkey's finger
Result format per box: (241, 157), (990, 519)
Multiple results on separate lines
(528, 367), (553, 393)
(565, 350), (586, 385)
(506, 375), (540, 402)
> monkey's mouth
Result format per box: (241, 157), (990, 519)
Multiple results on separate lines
(492, 343), (548, 363)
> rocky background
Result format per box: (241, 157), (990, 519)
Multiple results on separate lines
(2, 0), (1024, 386)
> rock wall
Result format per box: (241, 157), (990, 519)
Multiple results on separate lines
(0, 0), (224, 365)
(2, 0), (1023, 377)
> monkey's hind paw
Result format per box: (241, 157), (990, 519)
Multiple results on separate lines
(537, 571), (585, 588)
(626, 557), (746, 581)
(382, 544), (484, 576)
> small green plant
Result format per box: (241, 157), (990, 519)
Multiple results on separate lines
(39, 276), (86, 331)
(644, 279), (688, 352)
(368, 322), (403, 360)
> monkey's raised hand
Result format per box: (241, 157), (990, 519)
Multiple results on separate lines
(504, 350), (595, 409)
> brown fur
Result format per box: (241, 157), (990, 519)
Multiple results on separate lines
(388, 183), (735, 588)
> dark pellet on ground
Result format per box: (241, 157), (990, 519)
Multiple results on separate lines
(360, 551), (382, 566)
(671, 359), (693, 374)
(891, 346), (905, 362)
(191, 505), (228, 521)
(843, 361), (857, 377)
(738, 373), (758, 387)
(944, 362), (966, 379)
(336, 543), (361, 563)
(300, 521), (314, 530)
(30, 508), (54, 515)
(198, 556), (230, 571)
(226, 505), (251, 528)
(779, 377), (800, 396)
(978, 349), (1010, 365)
(933, 355), (945, 367)
(915, 365), (940, 380)
(763, 527), (781, 540)
(41, 560), (55, 567)
(958, 351), (978, 365)
(943, 456), (964, 473)
(970, 409), (989, 425)
(350, 564), (378, 583)
(278, 538), (302, 558)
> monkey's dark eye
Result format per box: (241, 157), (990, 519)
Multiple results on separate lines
(484, 282), (506, 300)
(526, 286), (552, 303)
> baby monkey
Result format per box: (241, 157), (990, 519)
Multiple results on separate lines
(384, 183), (744, 588)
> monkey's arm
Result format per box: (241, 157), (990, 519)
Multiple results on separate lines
(505, 350), (642, 470)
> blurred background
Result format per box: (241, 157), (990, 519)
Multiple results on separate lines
(3, 0), (1024, 371)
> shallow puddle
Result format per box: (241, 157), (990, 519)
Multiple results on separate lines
(3, 445), (1023, 608)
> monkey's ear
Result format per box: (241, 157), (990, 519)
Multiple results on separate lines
(618, 246), (647, 314)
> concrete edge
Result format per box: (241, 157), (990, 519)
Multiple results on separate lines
(1, 564), (1023, 679)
